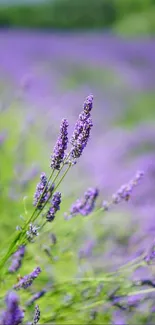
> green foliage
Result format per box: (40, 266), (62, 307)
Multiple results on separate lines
(115, 6), (155, 36)
(0, 0), (154, 35)
(117, 92), (155, 127)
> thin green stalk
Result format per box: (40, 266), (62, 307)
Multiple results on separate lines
(0, 231), (22, 271)
(118, 253), (146, 271)
(54, 164), (71, 192)
(127, 287), (155, 296)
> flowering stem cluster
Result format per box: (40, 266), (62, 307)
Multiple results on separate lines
(0, 95), (94, 271)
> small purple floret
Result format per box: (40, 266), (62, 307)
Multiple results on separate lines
(33, 173), (49, 210)
(26, 224), (40, 242)
(46, 192), (61, 222)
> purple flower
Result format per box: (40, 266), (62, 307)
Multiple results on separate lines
(32, 305), (40, 325)
(9, 246), (25, 273)
(13, 267), (41, 290)
(83, 94), (93, 114)
(33, 173), (49, 210)
(51, 118), (69, 170)
(1, 291), (24, 325)
(81, 188), (99, 216)
(112, 170), (144, 204)
(46, 192), (61, 222)
(65, 187), (98, 219)
(70, 95), (93, 160)
(26, 224), (40, 242)
(26, 289), (46, 306)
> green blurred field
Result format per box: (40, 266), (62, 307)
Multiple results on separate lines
(0, 0), (155, 35)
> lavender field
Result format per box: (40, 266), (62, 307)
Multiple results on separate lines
(0, 30), (155, 324)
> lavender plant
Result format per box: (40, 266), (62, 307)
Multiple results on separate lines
(0, 95), (94, 266)
(0, 94), (155, 324)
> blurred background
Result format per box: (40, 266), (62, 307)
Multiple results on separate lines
(0, 0), (155, 298)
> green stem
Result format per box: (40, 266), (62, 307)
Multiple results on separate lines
(118, 253), (145, 271)
(127, 287), (155, 296)
(0, 231), (21, 271)
(54, 164), (71, 192)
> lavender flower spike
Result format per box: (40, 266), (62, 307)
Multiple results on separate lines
(81, 188), (99, 216)
(112, 170), (144, 204)
(46, 192), (61, 222)
(32, 305), (40, 325)
(14, 267), (41, 290)
(9, 245), (25, 273)
(70, 95), (93, 160)
(1, 291), (24, 325)
(51, 118), (69, 170)
(26, 289), (46, 306)
(33, 173), (48, 210)
(65, 187), (98, 219)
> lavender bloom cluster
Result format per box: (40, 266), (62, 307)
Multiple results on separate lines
(103, 171), (144, 210)
(1, 291), (24, 325)
(65, 187), (98, 219)
(70, 95), (93, 160)
(14, 267), (41, 290)
(9, 245), (25, 273)
(32, 305), (40, 325)
(32, 95), (93, 227)
(51, 118), (69, 170)
(33, 173), (49, 210)
(46, 192), (61, 222)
